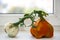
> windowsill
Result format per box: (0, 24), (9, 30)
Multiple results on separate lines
(0, 13), (54, 16)
(0, 31), (60, 40)
(0, 25), (60, 40)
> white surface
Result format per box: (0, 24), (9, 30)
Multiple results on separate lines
(0, 25), (60, 40)
(0, 30), (60, 40)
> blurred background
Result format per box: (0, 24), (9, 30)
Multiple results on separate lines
(0, 0), (60, 31)
(0, 0), (53, 13)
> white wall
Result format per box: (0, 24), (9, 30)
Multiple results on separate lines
(55, 0), (60, 19)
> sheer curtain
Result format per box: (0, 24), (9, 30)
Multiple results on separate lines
(0, 0), (53, 13)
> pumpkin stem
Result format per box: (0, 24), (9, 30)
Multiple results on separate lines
(13, 10), (48, 27)
(33, 10), (48, 20)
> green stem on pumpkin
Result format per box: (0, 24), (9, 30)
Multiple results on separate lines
(13, 10), (48, 27)
(33, 10), (48, 21)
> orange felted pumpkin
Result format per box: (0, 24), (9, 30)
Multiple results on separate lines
(30, 10), (54, 39)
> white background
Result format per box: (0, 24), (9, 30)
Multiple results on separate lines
(1, 0), (53, 13)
